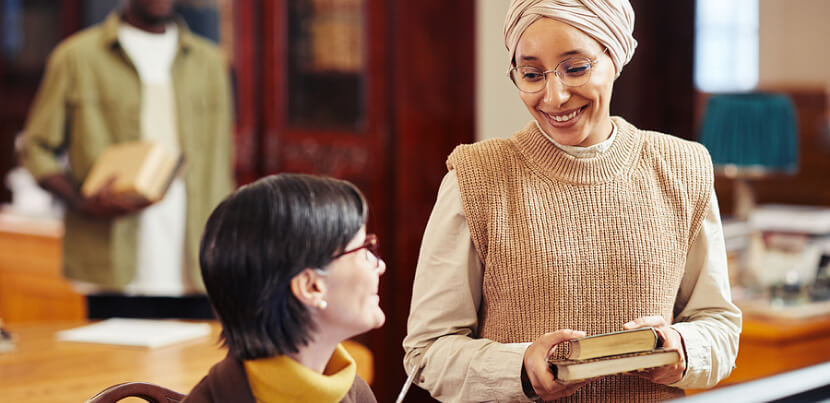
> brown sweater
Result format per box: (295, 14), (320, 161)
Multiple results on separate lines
(182, 354), (377, 403)
(447, 117), (712, 402)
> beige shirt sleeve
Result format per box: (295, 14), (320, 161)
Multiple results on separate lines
(404, 171), (741, 400)
(403, 171), (532, 403)
(670, 191), (742, 389)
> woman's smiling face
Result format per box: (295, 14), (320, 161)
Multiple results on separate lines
(514, 17), (616, 147)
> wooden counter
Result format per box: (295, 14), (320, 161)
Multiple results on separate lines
(0, 212), (85, 323)
(725, 312), (830, 385)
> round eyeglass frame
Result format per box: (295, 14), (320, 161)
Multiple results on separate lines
(508, 48), (608, 93)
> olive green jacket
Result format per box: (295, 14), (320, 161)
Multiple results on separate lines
(20, 12), (234, 290)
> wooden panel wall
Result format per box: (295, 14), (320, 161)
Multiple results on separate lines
(387, 1), (476, 401)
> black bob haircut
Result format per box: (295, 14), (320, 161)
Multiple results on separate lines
(199, 173), (367, 360)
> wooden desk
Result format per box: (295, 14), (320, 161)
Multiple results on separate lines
(0, 321), (226, 403)
(0, 321), (375, 403)
(687, 311), (830, 396)
(725, 312), (830, 385)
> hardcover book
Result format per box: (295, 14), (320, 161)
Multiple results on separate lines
(564, 327), (659, 360)
(81, 141), (184, 203)
(549, 349), (681, 382)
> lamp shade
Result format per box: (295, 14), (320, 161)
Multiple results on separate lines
(699, 93), (799, 173)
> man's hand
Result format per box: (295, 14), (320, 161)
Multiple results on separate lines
(523, 329), (590, 401)
(624, 316), (686, 384)
(79, 178), (152, 218)
(38, 173), (151, 219)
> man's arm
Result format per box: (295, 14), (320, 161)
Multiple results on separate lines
(20, 44), (147, 218)
(38, 173), (148, 218)
(19, 43), (73, 182)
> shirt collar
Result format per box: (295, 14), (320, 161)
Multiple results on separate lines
(533, 119), (618, 159)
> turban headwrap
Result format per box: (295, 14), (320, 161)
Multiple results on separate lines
(503, 0), (638, 77)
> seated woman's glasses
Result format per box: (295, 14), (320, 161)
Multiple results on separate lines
(332, 234), (381, 269)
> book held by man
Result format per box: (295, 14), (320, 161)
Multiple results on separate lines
(81, 141), (183, 203)
(548, 327), (680, 382)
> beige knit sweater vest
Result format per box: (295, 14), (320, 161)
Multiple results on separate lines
(447, 117), (713, 402)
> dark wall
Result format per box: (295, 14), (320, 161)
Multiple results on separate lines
(611, 0), (696, 140)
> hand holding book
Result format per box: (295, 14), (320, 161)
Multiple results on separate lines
(523, 329), (591, 401)
(81, 140), (184, 215)
(79, 177), (153, 218)
(37, 173), (151, 219)
(623, 316), (686, 385)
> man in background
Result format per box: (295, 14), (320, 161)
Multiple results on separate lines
(19, 0), (234, 318)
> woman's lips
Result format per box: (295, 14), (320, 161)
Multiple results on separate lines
(541, 105), (587, 128)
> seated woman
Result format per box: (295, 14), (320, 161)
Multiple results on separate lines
(184, 173), (385, 403)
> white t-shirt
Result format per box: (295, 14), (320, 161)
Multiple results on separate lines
(119, 22), (191, 296)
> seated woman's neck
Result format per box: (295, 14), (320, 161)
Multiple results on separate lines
(289, 337), (339, 373)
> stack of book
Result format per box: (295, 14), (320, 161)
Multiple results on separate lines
(548, 327), (681, 382)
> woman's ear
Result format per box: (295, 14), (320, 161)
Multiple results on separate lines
(290, 269), (328, 308)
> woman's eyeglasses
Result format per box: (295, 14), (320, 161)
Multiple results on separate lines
(331, 233), (381, 269)
(509, 48), (607, 92)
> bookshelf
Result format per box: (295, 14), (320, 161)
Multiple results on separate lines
(0, 0), (81, 204)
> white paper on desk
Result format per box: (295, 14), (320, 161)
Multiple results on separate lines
(56, 318), (211, 348)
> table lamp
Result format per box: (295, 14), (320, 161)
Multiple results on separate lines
(699, 93), (799, 219)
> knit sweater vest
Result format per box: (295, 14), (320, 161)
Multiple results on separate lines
(447, 117), (713, 402)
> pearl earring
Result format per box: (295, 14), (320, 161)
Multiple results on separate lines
(318, 300), (327, 310)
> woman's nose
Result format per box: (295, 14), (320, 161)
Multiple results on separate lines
(377, 258), (387, 276)
(543, 73), (571, 106)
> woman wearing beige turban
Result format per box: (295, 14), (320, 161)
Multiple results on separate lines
(403, 0), (741, 401)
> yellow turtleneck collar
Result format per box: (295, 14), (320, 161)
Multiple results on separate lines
(244, 343), (356, 403)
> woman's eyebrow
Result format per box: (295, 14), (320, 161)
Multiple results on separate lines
(518, 49), (588, 62)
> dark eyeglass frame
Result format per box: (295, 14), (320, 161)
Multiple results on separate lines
(332, 233), (380, 262)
